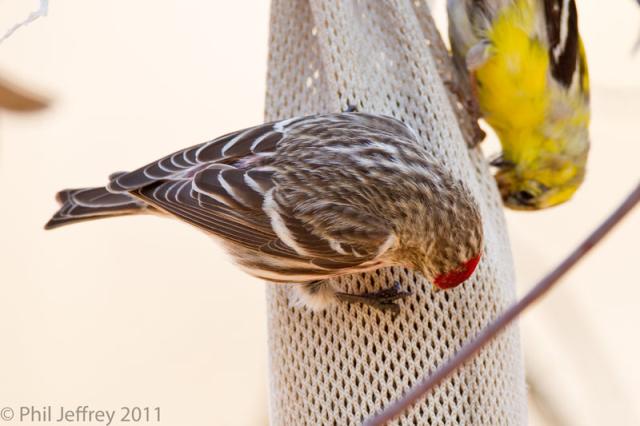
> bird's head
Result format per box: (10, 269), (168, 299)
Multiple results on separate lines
(398, 237), (483, 290)
(431, 253), (483, 290)
(396, 183), (484, 290)
(493, 142), (588, 210)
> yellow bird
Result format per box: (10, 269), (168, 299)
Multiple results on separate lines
(448, 0), (590, 209)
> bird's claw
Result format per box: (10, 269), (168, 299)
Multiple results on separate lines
(335, 281), (412, 318)
(489, 154), (515, 169)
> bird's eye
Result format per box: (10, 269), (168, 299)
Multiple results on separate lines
(516, 190), (535, 203)
(534, 182), (550, 193)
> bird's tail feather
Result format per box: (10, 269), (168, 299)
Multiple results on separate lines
(45, 186), (148, 230)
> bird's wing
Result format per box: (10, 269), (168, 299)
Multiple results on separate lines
(543, 0), (579, 88)
(106, 114), (395, 277)
(107, 112), (412, 191)
(107, 117), (304, 192)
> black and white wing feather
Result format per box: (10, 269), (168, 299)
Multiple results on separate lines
(543, 0), (579, 88)
(45, 186), (148, 229)
(102, 113), (398, 281)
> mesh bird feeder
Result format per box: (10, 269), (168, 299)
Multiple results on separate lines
(264, 1), (527, 424)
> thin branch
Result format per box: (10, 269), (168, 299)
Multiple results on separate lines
(365, 181), (640, 426)
(0, 0), (48, 45)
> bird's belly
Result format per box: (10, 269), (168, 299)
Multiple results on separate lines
(474, 1), (549, 148)
(237, 252), (388, 284)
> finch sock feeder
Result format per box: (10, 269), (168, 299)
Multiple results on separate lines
(264, 1), (527, 424)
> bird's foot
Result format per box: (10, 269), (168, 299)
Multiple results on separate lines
(489, 153), (516, 169)
(335, 282), (411, 318)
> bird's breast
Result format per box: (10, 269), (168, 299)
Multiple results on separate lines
(474, 0), (550, 150)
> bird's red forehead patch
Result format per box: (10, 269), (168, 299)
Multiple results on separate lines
(433, 254), (482, 290)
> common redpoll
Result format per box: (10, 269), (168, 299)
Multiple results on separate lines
(46, 112), (483, 313)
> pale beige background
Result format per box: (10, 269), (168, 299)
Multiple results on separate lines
(0, 1), (638, 425)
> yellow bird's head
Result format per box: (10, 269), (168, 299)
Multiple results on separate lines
(493, 143), (588, 210)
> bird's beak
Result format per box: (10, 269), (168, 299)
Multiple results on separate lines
(504, 194), (538, 210)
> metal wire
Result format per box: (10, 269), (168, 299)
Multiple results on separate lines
(365, 181), (640, 426)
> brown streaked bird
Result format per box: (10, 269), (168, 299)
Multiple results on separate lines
(46, 112), (483, 314)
